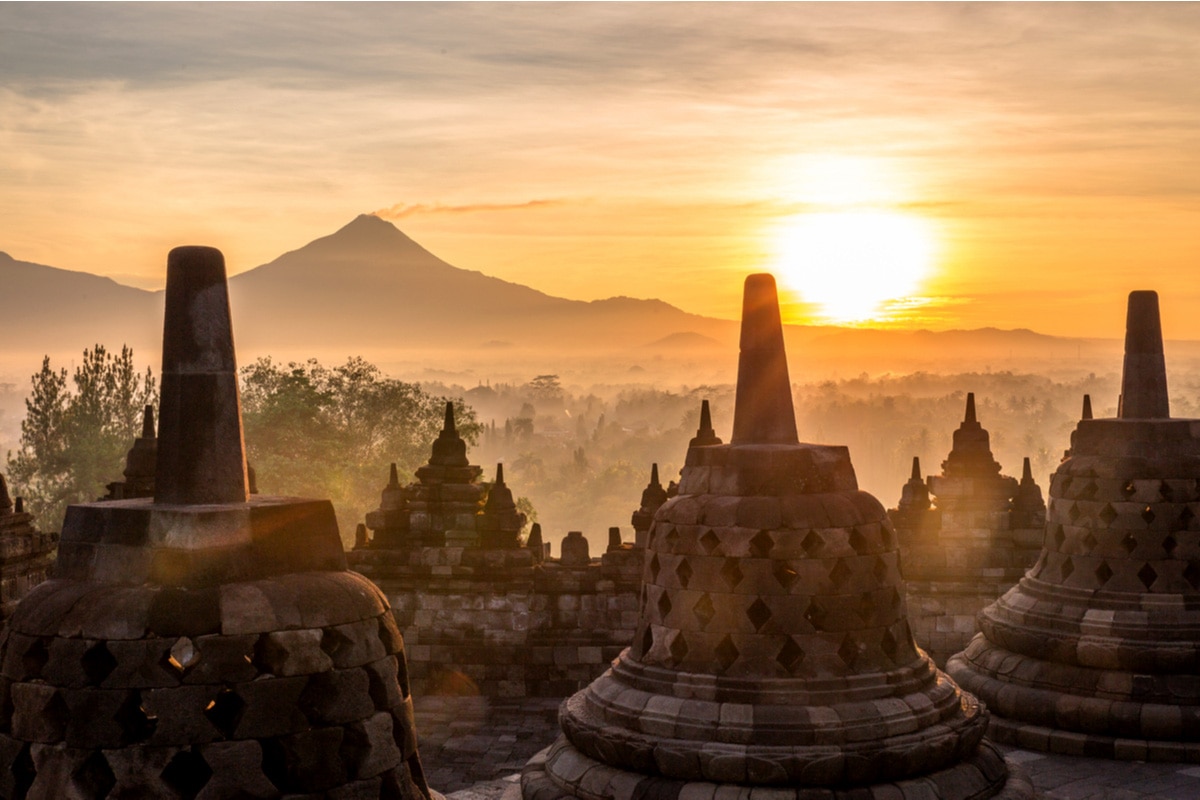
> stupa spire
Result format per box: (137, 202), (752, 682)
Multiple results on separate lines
(911, 455), (922, 481)
(155, 246), (248, 504)
(140, 404), (155, 438)
(731, 274), (798, 445)
(1119, 290), (1169, 419)
(1081, 394), (1093, 420)
(1021, 456), (1033, 482)
(965, 391), (977, 424)
(689, 399), (722, 447)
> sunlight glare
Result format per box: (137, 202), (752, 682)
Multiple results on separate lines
(772, 211), (936, 324)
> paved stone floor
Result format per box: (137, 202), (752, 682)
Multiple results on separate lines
(416, 695), (1200, 800)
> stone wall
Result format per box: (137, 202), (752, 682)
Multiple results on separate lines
(348, 545), (642, 697)
(0, 509), (57, 624)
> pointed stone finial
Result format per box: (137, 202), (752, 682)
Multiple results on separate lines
(495, 462), (506, 485)
(14, 497), (23, 514)
(650, 463), (659, 485)
(910, 456), (922, 481)
(1022, 456), (1033, 482)
(964, 392), (977, 424)
(608, 526), (622, 551)
(689, 399), (723, 447)
(141, 405), (155, 438)
(429, 400), (469, 467)
(388, 462), (400, 488)
(731, 274), (798, 445)
(155, 246), (249, 504)
(1119, 291), (1169, 419)
(1082, 394), (1093, 420)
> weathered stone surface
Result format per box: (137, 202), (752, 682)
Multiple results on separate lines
(523, 273), (1027, 799)
(948, 289), (1200, 762)
(0, 245), (431, 799)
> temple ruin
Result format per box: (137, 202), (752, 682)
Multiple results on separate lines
(520, 274), (1033, 800)
(0, 247), (430, 798)
(0, 475), (57, 626)
(890, 396), (1044, 665)
(949, 290), (1200, 762)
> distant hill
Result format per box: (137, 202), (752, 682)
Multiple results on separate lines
(226, 214), (728, 355)
(1, 213), (1170, 381)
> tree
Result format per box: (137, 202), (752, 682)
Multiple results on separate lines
(239, 356), (480, 542)
(7, 345), (157, 530)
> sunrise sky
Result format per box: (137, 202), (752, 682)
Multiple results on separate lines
(4, 3), (1200, 337)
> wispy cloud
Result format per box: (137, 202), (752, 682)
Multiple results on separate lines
(373, 200), (562, 220)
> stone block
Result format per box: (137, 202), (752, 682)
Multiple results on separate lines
(257, 629), (332, 677)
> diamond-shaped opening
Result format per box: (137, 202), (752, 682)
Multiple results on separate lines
(773, 560), (798, 590)
(1160, 481), (1174, 502)
(1142, 506), (1156, 525)
(837, 635), (860, 668)
(668, 632), (688, 664)
(1122, 481), (1136, 499)
(1164, 534), (1178, 555)
(1094, 561), (1113, 585)
(1068, 503), (1081, 522)
(749, 530), (774, 558)
(693, 593), (716, 628)
(164, 636), (201, 677)
(872, 556), (889, 583)
(714, 635), (739, 671)
(1052, 524), (1066, 549)
(72, 751), (115, 798)
(1060, 557), (1075, 580)
(656, 590), (673, 620)
(675, 558), (694, 589)
(1138, 562), (1158, 590)
(801, 530), (823, 556)
(746, 598), (772, 632)
(649, 553), (661, 582)
(700, 529), (721, 554)
(1122, 533), (1139, 554)
(204, 688), (245, 739)
(1182, 506), (1197, 528)
(1185, 562), (1200, 591)
(829, 559), (852, 589)
(849, 527), (868, 554)
(1080, 481), (1098, 500)
(776, 636), (804, 671)
(721, 558), (744, 590)
(81, 642), (118, 686)
(881, 628), (900, 662)
(13, 743), (34, 797)
(116, 690), (157, 745)
(1082, 531), (1098, 552)
(1100, 504), (1119, 526)
(320, 627), (355, 662)
(161, 749), (213, 800)
(665, 526), (680, 548)
(639, 626), (654, 659)
(21, 637), (50, 680)
(887, 587), (902, 611)
(804, 599), (825, 629)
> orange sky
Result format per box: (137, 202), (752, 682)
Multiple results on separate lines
(3, 3), (1200, 337)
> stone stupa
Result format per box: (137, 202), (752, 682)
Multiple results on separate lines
(949, 290), (1200, 762)
(0, 247), (431, 799)
(520, 274), (1033, 800)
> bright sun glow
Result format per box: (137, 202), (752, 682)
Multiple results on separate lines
(772, 211), (936, 324)
(765, 154), (937, 324)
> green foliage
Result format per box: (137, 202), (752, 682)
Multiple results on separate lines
(239, 356), (480, 541)
(7, 345), (157, 530)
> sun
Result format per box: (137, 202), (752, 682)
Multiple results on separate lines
(771, 211), (936, 324)
(764, 155), (937, 324)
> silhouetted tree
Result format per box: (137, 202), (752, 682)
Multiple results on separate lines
(7, 345), (157, 529)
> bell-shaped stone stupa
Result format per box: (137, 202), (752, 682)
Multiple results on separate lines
(0, 247), (431, 798)
(521, 274), (1032, 799)
(949, 290), (1200, 762)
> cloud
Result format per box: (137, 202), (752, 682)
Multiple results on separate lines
(373, 200), (562, 220)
